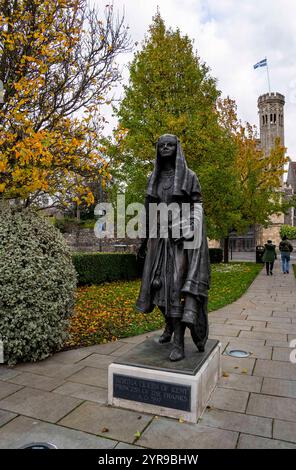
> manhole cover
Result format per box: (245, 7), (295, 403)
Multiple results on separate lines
(226, 349), (250, 358)
(21, 442), (57, 449)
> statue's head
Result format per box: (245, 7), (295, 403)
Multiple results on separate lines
(157, 134), (178, 162)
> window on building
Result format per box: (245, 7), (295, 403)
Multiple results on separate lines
(274, 113), (276, 123)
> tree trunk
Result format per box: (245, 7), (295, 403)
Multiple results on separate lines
(223, 236), (229, 263)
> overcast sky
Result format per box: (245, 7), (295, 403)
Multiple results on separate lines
(94, 0), (296, 160)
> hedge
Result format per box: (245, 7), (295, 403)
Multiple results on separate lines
(72, 252), (138, 285)
(73, 247), (223, 285)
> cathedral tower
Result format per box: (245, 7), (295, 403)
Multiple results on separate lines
(258, 92), (285, 155)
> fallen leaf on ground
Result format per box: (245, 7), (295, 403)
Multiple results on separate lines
(222, 372), (229, 377)
(241, 368), (248, 374)
(179, 417), (185, 423)
(101, 427), (109, 433)
(134, 431), (141, 438)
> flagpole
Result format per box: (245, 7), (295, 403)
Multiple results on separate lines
(266, 56), (271, 93)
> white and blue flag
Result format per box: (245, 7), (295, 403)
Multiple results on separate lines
(254, 58), (267, 69)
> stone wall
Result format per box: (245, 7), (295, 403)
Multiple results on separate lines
(63, 227), (141, 253)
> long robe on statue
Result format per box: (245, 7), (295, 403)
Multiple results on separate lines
(135, 137), (211, 348)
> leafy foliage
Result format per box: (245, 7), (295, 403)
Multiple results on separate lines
(280, 224), (296, 240)
(107, 13), (240, 239)
(0, 0), (130, 208)
(218, 97), (288, 229)
(0, 204), (77, 365)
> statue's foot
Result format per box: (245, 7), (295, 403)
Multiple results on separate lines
(159, 331), (172, 344)
(169, 346), (185, 362)
(196, 343), (205, 352)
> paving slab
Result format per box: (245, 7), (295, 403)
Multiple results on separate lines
(0, 416), (116, 449)
(265, 339), (290, 347)
(253, 359), (296, 380)
(76, 354), (114, 369)
(209, 325), (245, 337)
(208, 316), (227, 324)
(0, 387), (82, 423)
(53, 381), (108, 404)
(0, 367), (20, 381)
(0, 381), (23, 400)
(273, 419), (296, 443)
(225, 319), (267, 328)
(66, 367), (108, 388)
(14, 361), (84, 379)
(49, 348), (95, 364)
(246, 393), (296, 422)
(7, 372), (65, 391)
(59, 401), (152, 444)
(0, 410), (17, 427)
(218, 373), (262, 393)
(237, 433), (296, 449)
(261, 378), (296, 399)
(208, 387), (249, 413)
(239, 330), (288, 341)
(221, 356), (256, 375)
(136, 417), (238, 449)
(201, 408), (272, 437)
(272, 347), (292, 362)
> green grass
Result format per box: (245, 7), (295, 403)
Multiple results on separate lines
(66, 262), (262, 349)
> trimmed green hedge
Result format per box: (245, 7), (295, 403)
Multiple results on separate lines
(73, 252), (138, 285)
(73, 247), (223, 286)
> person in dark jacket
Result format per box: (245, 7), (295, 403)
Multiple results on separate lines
(262, 240), (277, 275)
(136, 134), (210, 362)
(279, 235), (293, 274)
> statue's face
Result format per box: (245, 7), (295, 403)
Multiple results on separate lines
(158, 136), (177, 160)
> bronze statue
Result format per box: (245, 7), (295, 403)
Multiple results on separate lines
(136, 134), (211, 361)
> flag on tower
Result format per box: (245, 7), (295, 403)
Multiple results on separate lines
(253, 58), (267, 69)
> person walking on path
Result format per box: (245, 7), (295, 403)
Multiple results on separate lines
(279, 235), (293, 274)
(262, 239), (277, 276)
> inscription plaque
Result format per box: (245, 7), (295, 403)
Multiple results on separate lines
(113, 374), (191, 412)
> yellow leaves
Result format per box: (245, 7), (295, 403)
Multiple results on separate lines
(0, 161), (6, 173)
(0, 183), (6, 192)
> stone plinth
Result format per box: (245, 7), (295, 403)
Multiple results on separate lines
(108, 337), (221, 423)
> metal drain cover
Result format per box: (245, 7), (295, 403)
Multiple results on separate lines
(227, 349), (250, 358)
(21, 442), (57, 449)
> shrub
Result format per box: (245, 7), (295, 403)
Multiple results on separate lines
(280, 225), (296, 240)
(209, 248), (223, 263)
(0, 205), (77, 365)
(72, 252), (138, 285)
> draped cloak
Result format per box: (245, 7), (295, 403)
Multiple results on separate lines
(135, 137), (211, 346)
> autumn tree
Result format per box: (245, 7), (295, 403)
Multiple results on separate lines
(106, 13), (241, 240)
(218, 97), (288, 226)
(0, 0), (130, 209)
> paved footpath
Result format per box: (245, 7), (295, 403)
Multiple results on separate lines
(1, 262), (296, 449)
